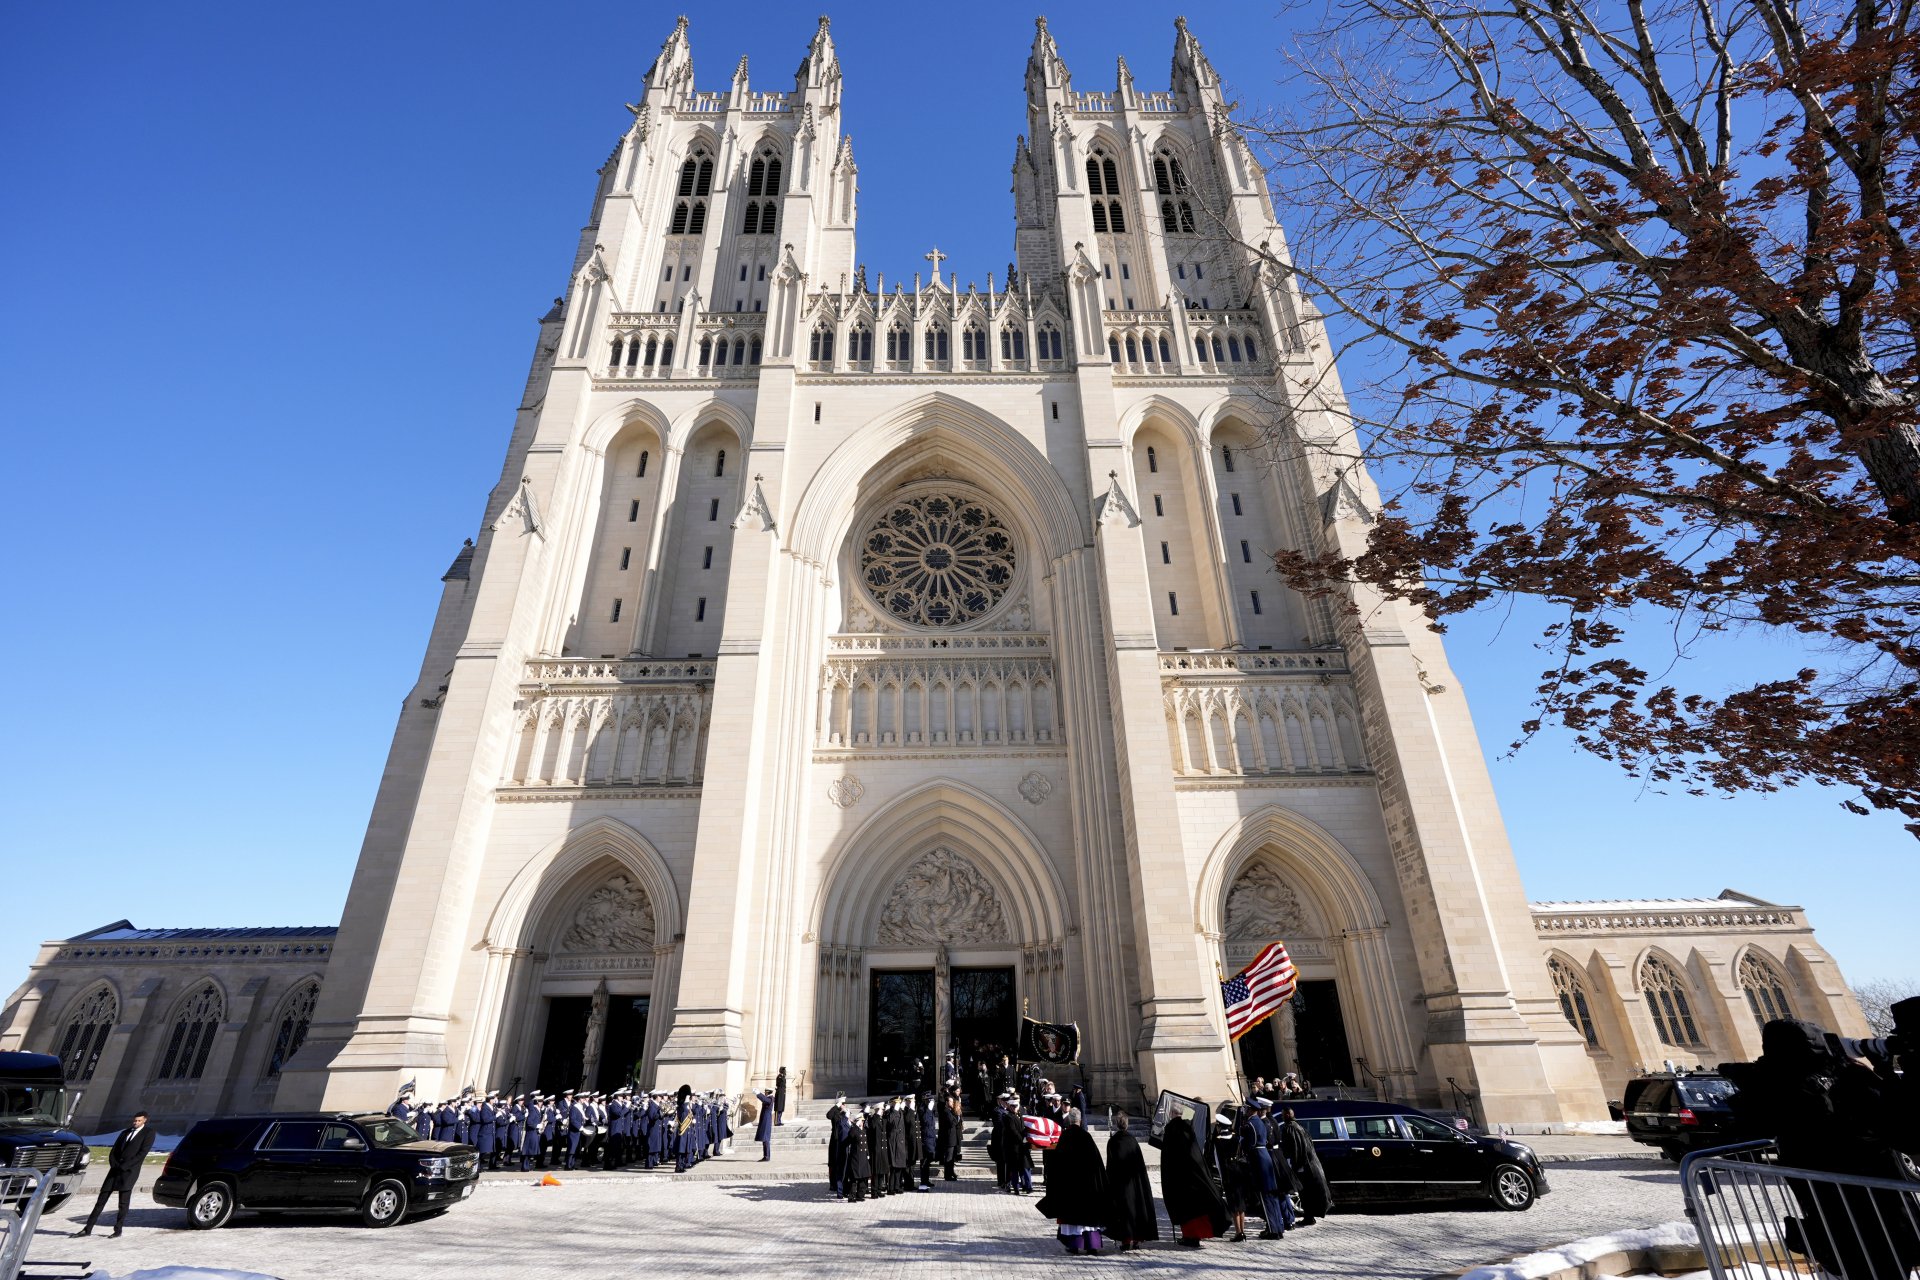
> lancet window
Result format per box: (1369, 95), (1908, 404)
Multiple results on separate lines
(1641, 956), (1703, 1047)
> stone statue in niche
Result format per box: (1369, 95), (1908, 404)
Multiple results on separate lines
(876, 846), (1009, 946)
(1224, 861), (1306, 940)
(561, 874), (656, 952)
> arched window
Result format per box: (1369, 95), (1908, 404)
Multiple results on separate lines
(1108, 335), (1121, 362)
(698, 336), (714, 367)
(740, 201), (761, 234)
(1125, 334), (1139, 363)
(963, 324), (987, 362)
(1087, 150), (1126, 234)
(686, 200), (707, 235)
(1158, 335), (1172, 363)
(851, 325), (872, 363)
(56, 986), (116, 1083)
(670, 202), (690, 235)
(1641, 956), (1703, 1047)
(1039, 324), (1062, 362)
(1195, 335), (1209, 362)
(1092, 201), (1110, 234)
(809, 326), (834, 364)
(1161, 200), (1178, 233)
(925, 326), (949, 361)
(749, 335), (763, 364)
(715, 449), (726, 478)
(1146, 446), (1158, 473)
(1738, 953), (1794, 1030)
(1000, 326), (1026, 361)
(887, 326), (909, 363)
(764, 157), (783, 195)
(677, 157), (698, 197)
(694, 156), (713, 195)
(265, 980), (319, 1078)
(156, 983), (224, 1082)
(1154, 158), (1172, 194)
(1108, 200), (1126, 233)
(1548, 958), (1599, 1048)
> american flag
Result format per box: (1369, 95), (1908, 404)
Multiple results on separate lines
(1022, 1114), (1062, 1149)
(1221, 941), (1298, 1041)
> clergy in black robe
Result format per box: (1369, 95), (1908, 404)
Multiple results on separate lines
(1035, 1122), (1110, 1254)
(1278, 1109), (1332, 1223)
(773, 1067), (789, 1125)
(826, 1096), (850, 1197)
(1103, 1113), (1160, 1249)
(1160, 1116), (1230, 1247)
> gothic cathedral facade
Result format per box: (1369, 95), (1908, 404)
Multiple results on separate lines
(237, 15), (1813, 1127)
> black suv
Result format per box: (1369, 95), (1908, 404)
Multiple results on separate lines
(153, 1113), (479, 1229)
(1622, 1072), (1738, 1159)
(1287, 1100), (1551, 1210)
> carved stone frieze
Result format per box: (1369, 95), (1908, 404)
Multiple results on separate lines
(560, 875), (656, 953)
(876, 846), (1009, 946)
(1224, 860), (1306, 940)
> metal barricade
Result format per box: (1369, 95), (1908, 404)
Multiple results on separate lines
(1, 1168), (52, 1280)
(1683, 1140), (1920, 1279)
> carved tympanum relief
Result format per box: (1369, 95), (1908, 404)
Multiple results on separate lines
(1224, 861), (1306, 940)
(561, 874), (656, 952)
(876, 846), (1009, 945)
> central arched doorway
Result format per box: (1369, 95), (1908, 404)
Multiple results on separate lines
(811, 782), (1071, 1097)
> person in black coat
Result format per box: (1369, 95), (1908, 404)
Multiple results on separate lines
(886, 1098), (910, 1194)
(1278, 1108), (1331, 1224)
(773, 1067), (789, 1126)
(1160, 1115), (1230, 1248)
(1035, 1120), (1110, 1254)
(755, 1088), (776, 1161)
(73, 1111), (155, 1238)
(1103, 1113), (1160, 1251)
(844, 1110), (872, 1202)
(938, 1090), (964, 1181)
(825, 1095), (850, 1197)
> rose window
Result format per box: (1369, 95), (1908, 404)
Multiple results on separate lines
(860, 492), (1017, 627)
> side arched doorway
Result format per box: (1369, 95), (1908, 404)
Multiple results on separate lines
(811, 783), (1072, 1098)
(1198, 807), (1416, 1098)
(473, 818), (683, 1095)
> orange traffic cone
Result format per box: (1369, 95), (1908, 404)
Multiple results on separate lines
(539, 1173), (562, 1187)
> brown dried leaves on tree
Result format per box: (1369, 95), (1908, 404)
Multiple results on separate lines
(1245, 0), (1920, 829)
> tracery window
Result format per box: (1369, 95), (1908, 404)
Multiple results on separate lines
(56, 986), (116, 1083)
(1037, 324), (1063, 362)
(1000, 326), (1026, 361)
(850, 325), (873, 364)
(860, 492), (1017, 628)
(265, 980), (319, 1078)
(809, 325), (835, 364)
(156, 983), (225, 1082)
(1547, 958), (1599, 1048)
(1641, 956), (1703, 1047)
(887, 325), (910, 363)
(1086, 149), (1126, 234)
(962, 324), (987, 362)
(741, 147), (784, 235)
(1155, 151), (1196, 233)
(670, 148), (712, 236)
(924, 326), (949, 362)
(1738, 953), (1793, 1030)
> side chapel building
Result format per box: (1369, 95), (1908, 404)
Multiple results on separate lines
(3, 16), (1870, 1132)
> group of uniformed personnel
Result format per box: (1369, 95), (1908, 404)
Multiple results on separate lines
(387, 1082), (736, 1174)
(824, 1088), (963, 1202)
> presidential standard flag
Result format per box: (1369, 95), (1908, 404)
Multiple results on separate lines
(1220, 941), (1298, 1041)
(1017, 1017), (1081, 1065)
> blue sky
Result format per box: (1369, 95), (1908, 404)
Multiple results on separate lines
(2, 1), (1910, 992)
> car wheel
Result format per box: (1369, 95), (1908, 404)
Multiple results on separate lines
(1490, 1164), (1536, 1211)
(360, 1178), (408, 1228)
(186, 1181), (235, 1230)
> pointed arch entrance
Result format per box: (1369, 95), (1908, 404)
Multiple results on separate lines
(810, 782), (1071, 1095)
(1196, 806), (1415, 1096)
(472, 818), (683, 1094)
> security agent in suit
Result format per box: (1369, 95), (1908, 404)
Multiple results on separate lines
(73, 1111), (155, 1237)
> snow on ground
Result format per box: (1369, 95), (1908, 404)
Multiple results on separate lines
(1459, 1220), (1698, 1280)
(100, 1270), (284, 1280)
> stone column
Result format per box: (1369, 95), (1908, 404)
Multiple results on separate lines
(1085, 444), (1230, 1101)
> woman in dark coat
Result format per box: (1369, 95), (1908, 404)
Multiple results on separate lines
(844, 1109), (872, 1202)
(1103, 1113), (1160, 1251)
(1035, 1121), (1110, 1254)
(773, 1067), (789, 1126)
(1279, 1108), (1332, 1224)
(1210, 1113), (1252, 1242)
(1159, 1115), (1230, 1248)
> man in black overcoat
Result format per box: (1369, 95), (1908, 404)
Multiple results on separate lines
(1278, 1107), (1332, 1224)
(73, 1111), (154, 1238)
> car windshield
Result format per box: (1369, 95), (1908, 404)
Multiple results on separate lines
(1679, 1078), (1736, 1105)
(361, 1117), (424, 1148)
(0, 1080), (67, 1126)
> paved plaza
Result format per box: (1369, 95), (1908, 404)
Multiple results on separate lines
(30, 1137), (1687, 1280)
